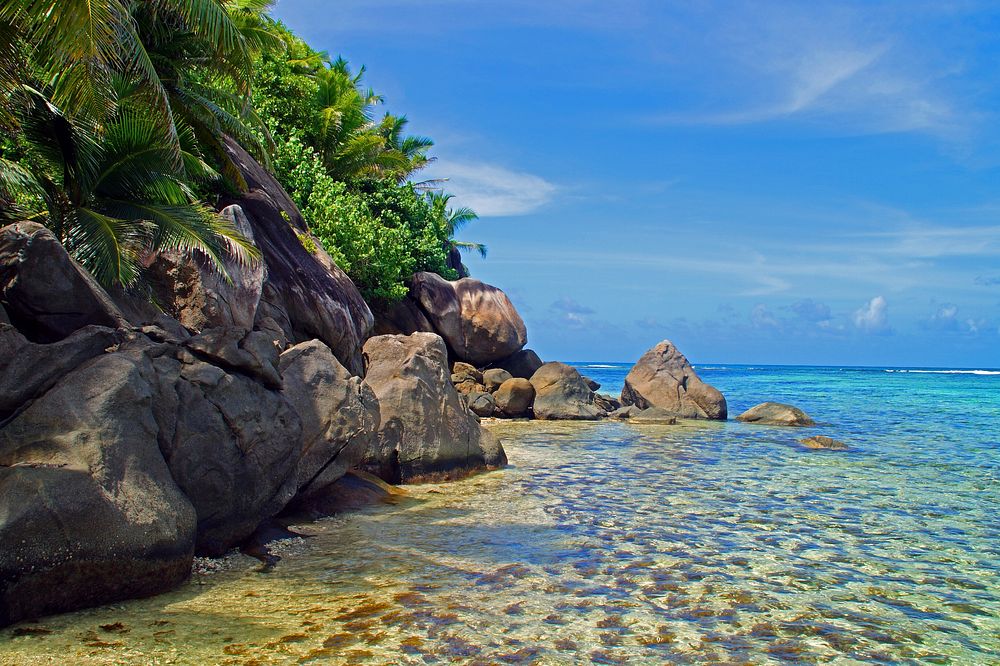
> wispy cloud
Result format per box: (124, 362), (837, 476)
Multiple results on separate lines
(424, 159), (556, 217)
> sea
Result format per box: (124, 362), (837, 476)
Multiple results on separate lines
(2, 364), (998, 664)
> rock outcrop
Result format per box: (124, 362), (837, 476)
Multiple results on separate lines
(409, 272), (527, 364)
(529, 362), (603, 420)
(737, 402), (815, 427)
(361, 333), (507, 482)
(621, 340), (727, 420)
(144, 205), (265, 333)
(221, 137), (373, 374)
(279, 340), (380, 509)
(0, 222), (128, 341)
(0, 347), (197, 626)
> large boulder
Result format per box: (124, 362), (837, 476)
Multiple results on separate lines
(0, 324), (125, 420)
(493, 378), (535, 417)
(409, 272), (527, 365)
(494, 348), (544, 379)
(372, 296), (436, 337)
(0, 349), (197, 627)
(278, 340), (380, 509)
(0, 222), (128, 341)
(183, 327), (282, 389)
(466, 392), (496, 418)
(737, 402), (815, 427)
(144, 205), (265, 333)
(221, 137), (373, 375)
(361, 333), (506, 482)
(483, 368), (513, 393)
(529, 362), (603, 420)
(621, 341), (727, 420)
(149, 344), (303, 557)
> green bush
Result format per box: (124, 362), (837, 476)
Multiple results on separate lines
(273, 137), (455, 305)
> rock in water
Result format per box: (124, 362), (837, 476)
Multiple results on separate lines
(279, 340), (380, 511)
(737, 402), (815, 427)
(495, 348), (544, 379)
(409, 272), (527, 365)
(361, 333), (507, 482)
(620, 340), (727, 420)
(143, 205), (265, 333)
(0, 350), (197, 627)
(630, 407), (679, 425)
(529, 362), (603, 420)
(800, 436), (848, 450)
(221, 137), (373, 375)
(493, 378), (535, 417)
(483, 368), (513, 392)
(0, 222), (128, 341)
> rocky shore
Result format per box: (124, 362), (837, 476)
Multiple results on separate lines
(0, 140), (839, 627)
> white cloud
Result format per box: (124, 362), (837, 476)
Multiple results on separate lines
(751, 304), (780, 329)
(853, 296), (890, 333)
(421, 160), (556, 217)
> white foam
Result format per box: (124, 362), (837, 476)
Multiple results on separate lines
(884, 369), (1000, 375)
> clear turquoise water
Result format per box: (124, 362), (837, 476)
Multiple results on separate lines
(2, 364), (999, 664)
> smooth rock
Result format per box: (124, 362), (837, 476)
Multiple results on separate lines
(285, 470), (405, 518)
(279, 340), (380, 509)
(0, 351), (197, 626)
(221, 137), (373, 375)
(361, 333), (507, 482)
(737, 402), (815, 427)
(409, 272), (527, 365)
(529, 362), (603, 420)
(493, 378), (535, 418)
(630, 407), (679, 425)
(483, 368), (513, 393)
(621, 340), (727, 420)
(144, 205), (265, 333)
(582, 376), (601, 391)
(467, 391), (496, 418)
(0, 222), (128, 342)
(372, 296), (436, 337)
(495, 348), (544, 380)
(800, 435), (848, 451)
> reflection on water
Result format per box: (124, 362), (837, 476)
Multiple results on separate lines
(2, 414), (999, 664)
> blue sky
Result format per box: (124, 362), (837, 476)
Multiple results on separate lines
(273, 0), (1000, 367)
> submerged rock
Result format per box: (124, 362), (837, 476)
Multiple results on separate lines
(0, 222), (128, 341)
(409, 271), (527, 365)
(493, 378), (535, 418)
(621, 340), (727, 420)
(279, 340), (380, 510)
(0, 350), (197, 627)
(737, 402), (815, 427)
(529, 362), (603, 420)
(361, 333), (506, 482)
(800, 435), (848, 450)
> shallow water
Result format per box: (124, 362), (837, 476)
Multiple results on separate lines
(2, 365), (999, 664)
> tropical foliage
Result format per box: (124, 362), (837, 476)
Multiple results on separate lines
(0, 0), (485, 301)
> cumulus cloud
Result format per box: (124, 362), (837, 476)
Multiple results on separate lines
(424, 159), (556, 217)
(751, 304), (780, 329)
(853, 295), (890, 334)
(788, 298), (832, 323)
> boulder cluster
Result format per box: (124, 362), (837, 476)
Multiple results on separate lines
(0, 142), (505, 626)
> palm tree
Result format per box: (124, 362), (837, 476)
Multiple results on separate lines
(376, 113), (434, 181)
(4, 82), (258, 287)
(427, 190), (486, 259)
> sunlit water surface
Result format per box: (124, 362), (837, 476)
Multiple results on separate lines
(2, 365), (999, 664)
